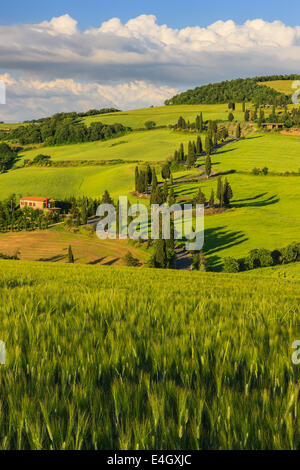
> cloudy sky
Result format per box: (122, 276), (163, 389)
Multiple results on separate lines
(1, 0), (300, 121)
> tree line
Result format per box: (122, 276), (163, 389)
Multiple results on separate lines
(223, 242), (300, 273)
(0, 116), (129, 146)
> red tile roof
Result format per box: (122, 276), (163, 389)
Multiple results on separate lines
(20, 197), (48, 202)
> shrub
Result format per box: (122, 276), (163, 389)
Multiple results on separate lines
(123, 251), (141, 267)
(223, 257), (240, 273)
(144, 121), (156, 130)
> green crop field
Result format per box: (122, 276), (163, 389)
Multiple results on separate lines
(0, 260), (298, 450)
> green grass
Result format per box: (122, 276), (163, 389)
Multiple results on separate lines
(0, 260), (298, 450)
(174, 170), (300, 266)
(0, 164), (136, 200)
(258, 80), (295, 96)
(81, 104), (247, 129)
(212, 133), (300, 173)
(18, 129), (204, 164)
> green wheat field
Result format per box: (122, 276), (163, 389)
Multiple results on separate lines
(0, 260), (299, 450)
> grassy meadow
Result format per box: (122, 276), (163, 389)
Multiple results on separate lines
(18, 129), (204, 164)
(0, 260), (298, 450)
(80, 104), (247, 129)
(259, 80), (295, 96)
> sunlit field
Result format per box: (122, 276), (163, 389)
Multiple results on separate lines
(0, 260), (298, 450)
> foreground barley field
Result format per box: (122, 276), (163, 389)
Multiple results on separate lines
(0, 260), (299, 450)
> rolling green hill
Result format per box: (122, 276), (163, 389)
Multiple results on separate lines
(165, 75), (300, 106)
(80, 104), (246, 129)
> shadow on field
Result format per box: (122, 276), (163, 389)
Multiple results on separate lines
(204, 226), (248, 271)
(231, 193), (279, 208)
(215, 148), (237, 156)
(38, 254), (67, 262)
(88, 257), (106, 265)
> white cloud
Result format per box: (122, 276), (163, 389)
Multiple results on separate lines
(0, 74), (177, 121)
(0, 14), (300, 120)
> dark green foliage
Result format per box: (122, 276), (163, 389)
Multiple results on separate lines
(205, 155), (212, 177)
(161, 163), (171, 180)
(196, 135), (202, 154)
(0, 143), (16, 172)
(68, 245), (74, 264)
(194, 188), (206, 205)
(3, 114), (130, 146)
(165, 75), (293, 106)
(152, 169), (158, 191)
(223, 257), (240, 273)
(144, 120), (156, 130)
(228, 112), (234, 122)
(223, 179), (233, 205)
(123, 251), (141, 267)
(236, 124), (241, 139)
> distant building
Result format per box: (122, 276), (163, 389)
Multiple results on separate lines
(20, 197), (60, 213)
(261, 123), (284, 130)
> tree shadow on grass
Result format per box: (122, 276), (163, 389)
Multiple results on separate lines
(88, 257), (106, 265)
(203, 226), (248, 271)
(231, 194), (279, 208)
(38, 254), (66, 262)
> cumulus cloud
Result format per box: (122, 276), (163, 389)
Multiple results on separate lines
(0, 74), (177, 121)
(0, 14), (300, 120)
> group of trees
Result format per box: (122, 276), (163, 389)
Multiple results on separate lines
(1, 115), (129, 146)
(173, 114), (204, 131)
(252, 167), (269, 175)
(165, 75), (294, 106)
(0, 143), (17, 172)
(0, 194), (59, 232)
(22, 108), (120, 124)
(192, 177), (233, 208)
(223, 242), (300, 273)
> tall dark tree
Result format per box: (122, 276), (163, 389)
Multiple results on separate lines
(205, 155), (212, 178)
(196, 135), (202, 154)
(152, 168), (158, 191)
(146, 164), (152, 185)
(68, 245), (74, 263)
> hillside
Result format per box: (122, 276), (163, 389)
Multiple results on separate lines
(0, 259), (298, 449)
(165, 75), (300, 105)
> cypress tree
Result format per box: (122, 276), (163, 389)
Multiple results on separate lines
(236, 123), (241, 138)
(194, 187), (206, 205)
(152, 168), (157, 191)
(196, 135), (202, 154)
(68, 245), (74, 263)
(146, 163), (152, 185)
(199, 112), (203, 131)
(205, 155), (212, 178)
(217, 177), (223, 206)
(205, 135), (211, 155)
(179, 143), (184, 161)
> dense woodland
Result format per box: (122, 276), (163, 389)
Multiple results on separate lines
(165, 75), (300, 105)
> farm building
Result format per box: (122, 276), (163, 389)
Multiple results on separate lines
(20, 197), (60, 213)
(261, 123), (284, 130)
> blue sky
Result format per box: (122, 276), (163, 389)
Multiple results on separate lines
(1, 0), (300, 29)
